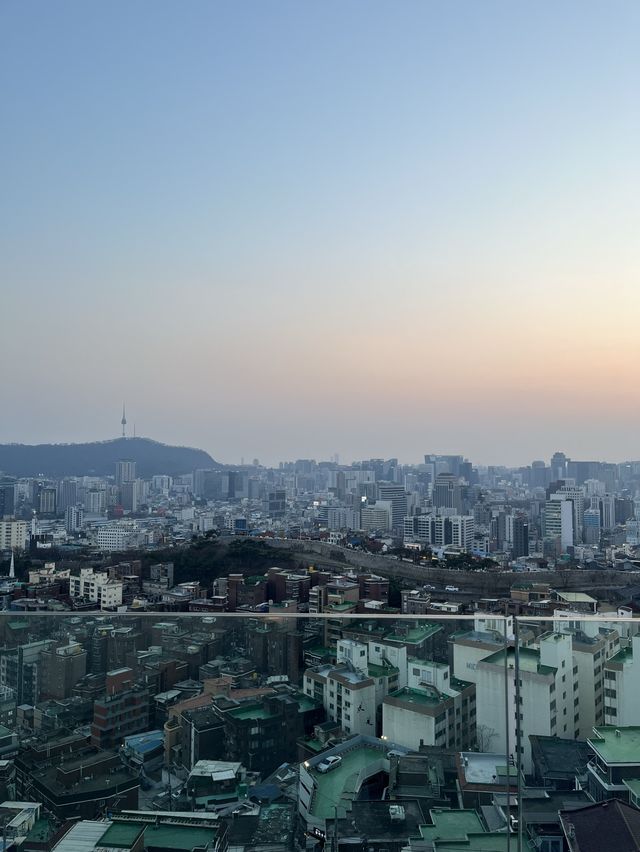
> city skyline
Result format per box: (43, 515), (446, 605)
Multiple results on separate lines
(3, 2), (640, 465)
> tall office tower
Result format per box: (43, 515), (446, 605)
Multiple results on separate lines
(600, 494), (616, 530)
(583, 508), (601, 546)
(531, 460), (549, 489)
(115, 460), (137, 486)
(0, 482), (15, 518)
(550, 452), (569, 481)
(512, 515), (529, 558)
(37, 486), (57, 516)
(57, 479), (78, 513)
(376, 482), (408, 530)
(544, 497), (574, 551)
(119, 481), (138, 512)
(556, 485), (585, 543)
(432, 473), (462, 512)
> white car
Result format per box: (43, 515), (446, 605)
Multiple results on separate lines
(317, 755), (342, 773)
(445, 585), (459, 592)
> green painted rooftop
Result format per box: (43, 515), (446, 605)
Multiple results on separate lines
(228, 705), (277, 721)
(143, 824), (218, 850)
(481, 647), (556, 676)
(98, 822), (145, 847)
(589, 727), (640, 764)
(419, 809), (484, 842)
(387, 687), (445, 708)
(310, 746), (386, 819)
(368, 662), (399, 678)
(435, 834), (529, 851)
(608, 646), (633, 665)
(386, 624), (442, 643)
(418, 809), (532, 850)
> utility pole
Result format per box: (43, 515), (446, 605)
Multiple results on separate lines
(514, 619), (524, 852)
(503, 619), (511, 852)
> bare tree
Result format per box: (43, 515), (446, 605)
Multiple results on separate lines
(475, 724), (498, 752)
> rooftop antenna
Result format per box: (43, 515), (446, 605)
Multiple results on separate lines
(121, 403), (127, 438)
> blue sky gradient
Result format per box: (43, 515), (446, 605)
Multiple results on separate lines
(2, 2), (639, 464)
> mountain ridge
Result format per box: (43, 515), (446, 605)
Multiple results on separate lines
(0, 437), (218, 478)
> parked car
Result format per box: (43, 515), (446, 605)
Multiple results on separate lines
(317, 755), (342, 773)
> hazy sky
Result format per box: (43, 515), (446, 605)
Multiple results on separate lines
(2, 1), (639, 466)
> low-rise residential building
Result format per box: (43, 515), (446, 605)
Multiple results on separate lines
(382, 658), (475, 751)
(304, 662), (376, 737)
(69, 567), (123, 609)
(586, 726), (640, 803)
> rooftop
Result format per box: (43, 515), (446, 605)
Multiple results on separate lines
(608, 645), (634, 665)
(589, 727), (640, 764)
(385, 624), (442, 644)
(308, 746), (388, 819)
(386, 687), (447, 708)
(480, 646), (556, 676)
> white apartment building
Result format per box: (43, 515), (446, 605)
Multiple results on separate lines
(544, 498), (574, 551)
(475, 632), (577, 773)
(69, 567), (123, 609)
(0, 521), (28, 551)
(603, 635), (640, 726)
(96, 524), (136, 552)
(451, 615), (515, 685)
(336, 638), (405, 705)
(403, 513), (475, 550)
(303, 662), (376, 736)
(382, 659), (475, 752)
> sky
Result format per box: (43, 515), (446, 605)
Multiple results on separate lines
(1, 1), (639, 467)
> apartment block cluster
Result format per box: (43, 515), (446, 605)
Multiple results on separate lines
(0, 609), (638, 850)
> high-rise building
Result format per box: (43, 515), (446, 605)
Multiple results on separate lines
(512, 515), (529, 559)
(376, 483), (408, 530)
(600, 494), (616, 530)
(432, 473), (462, 513)
(115, 460), (137, 486)
(57, 479), (78, 513)
(65, 504), (84, 533)
(119, 481), (138, 512)
(550, 452), (569, 480)
(544, 498), (574, 552)
(36, 486), (56, 516)
(0, 483), (15, 518)
(583, 508), (601, 545)
(556, 485), (585, 543)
